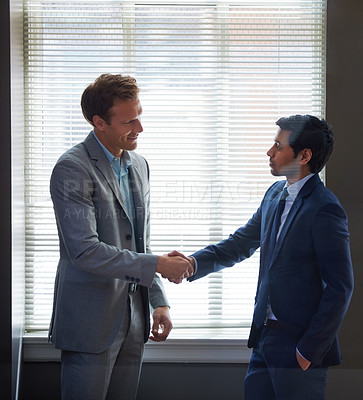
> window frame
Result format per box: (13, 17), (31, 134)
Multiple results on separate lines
(22, 0), (327, 359)
(23, 335), (252, 363)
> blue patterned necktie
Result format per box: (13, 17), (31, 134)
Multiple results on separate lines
(253, 187), (289, 328)
(270, 187), (289, 246)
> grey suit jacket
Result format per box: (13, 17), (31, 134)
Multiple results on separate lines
(49, 132), (168, 353)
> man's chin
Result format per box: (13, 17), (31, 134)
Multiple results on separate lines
(124, 143), (138, 152)
(270, 169), (280, 177)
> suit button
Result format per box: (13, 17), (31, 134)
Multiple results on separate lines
(126, 234), (132, 240)
(125, 275), (130, 281)
(130, 277), (135, 282)
(135, 278), (140, 283)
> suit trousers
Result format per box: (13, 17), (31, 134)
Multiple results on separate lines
(244, 325), (327, 400)
(61, 288), (145, 400)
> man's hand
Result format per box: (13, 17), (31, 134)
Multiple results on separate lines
(149, 306), (173, 342)
(156, 254), (193, 283)
(167, 250), (195, 284)
(296, 349), (311, 370)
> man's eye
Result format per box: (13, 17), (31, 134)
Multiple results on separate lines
(123, 119), (138, 125)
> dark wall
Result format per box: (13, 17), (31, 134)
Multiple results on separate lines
(19, 362), (247, 400)
(0, 0), (13, 398)
(4, 0), (363, 399)
(326, 0), (363, 369)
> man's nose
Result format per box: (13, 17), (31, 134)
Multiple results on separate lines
(133, 119), (143, 133)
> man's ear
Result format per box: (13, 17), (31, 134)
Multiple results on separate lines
(299, 148), (312, 166)
(93, 115), (105, 130)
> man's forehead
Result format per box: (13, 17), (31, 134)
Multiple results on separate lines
(274, 128), (292, 143)
(109, 97), (142, 115)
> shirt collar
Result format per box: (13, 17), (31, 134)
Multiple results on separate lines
(92, 130), (114, 163)
(285, 173), (315, 201)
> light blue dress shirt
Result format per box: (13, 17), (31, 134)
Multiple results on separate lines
(276, 173), (315, 241)
(92, 131), (136, 247)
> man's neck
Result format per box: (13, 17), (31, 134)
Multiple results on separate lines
(286, 169), (312, 186)
(94, 129), (123, 158)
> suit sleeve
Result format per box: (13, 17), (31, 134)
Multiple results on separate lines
(297, 202), (354, 365)
(50, 158), (158, 287)
(189, 206), (262, 281)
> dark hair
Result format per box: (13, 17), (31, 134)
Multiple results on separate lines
(275, 114), (334, 173)
(81, 73), (140, 126)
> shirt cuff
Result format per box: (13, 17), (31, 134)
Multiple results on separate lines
(191, 256), (198, 276)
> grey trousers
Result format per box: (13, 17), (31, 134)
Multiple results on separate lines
(61, 289), (145, 400)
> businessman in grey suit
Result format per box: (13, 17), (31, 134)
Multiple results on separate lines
(49, 73), (193, 400)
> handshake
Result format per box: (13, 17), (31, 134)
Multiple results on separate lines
(156, 250), (195, 284)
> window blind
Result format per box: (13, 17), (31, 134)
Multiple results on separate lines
(24, 0), (326, 338)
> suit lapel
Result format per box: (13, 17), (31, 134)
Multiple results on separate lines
(271, 196), (303, 264)
(259, 181), (285, 275)
(129, 157), (146, 241)
(83, 133), (132, 222)
(270, 174), (321, 265)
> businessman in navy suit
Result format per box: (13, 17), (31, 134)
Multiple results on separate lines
(171, 115), (353, 399)
(49, 74), (193, 400)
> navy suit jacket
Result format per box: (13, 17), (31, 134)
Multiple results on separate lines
(189, 174), (353, 367)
